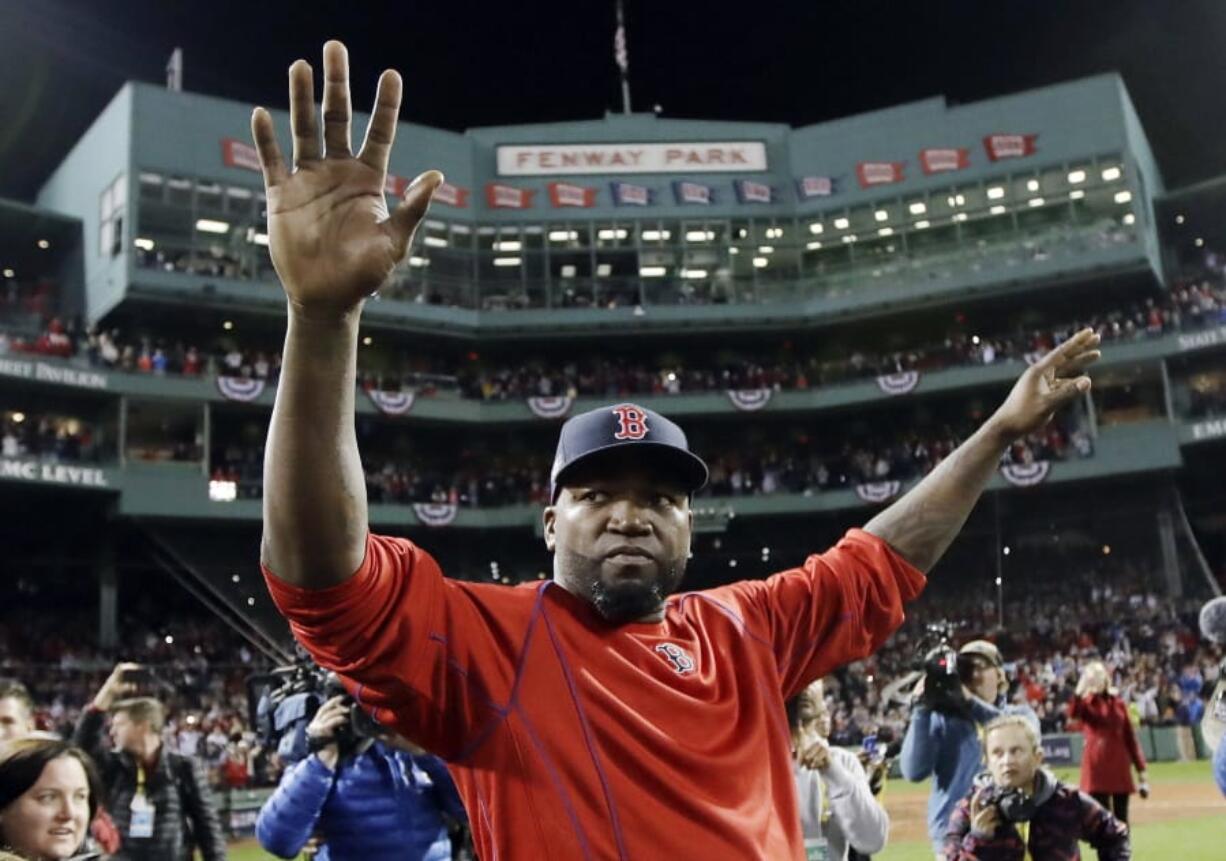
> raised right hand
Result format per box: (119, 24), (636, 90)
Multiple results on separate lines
(306, 695), (349, 769)
(93, 662), (141, 710)
(250, 41), (442, 317)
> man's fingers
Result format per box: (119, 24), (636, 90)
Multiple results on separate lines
(1050, 375), (1093, 406)
(251, 108), (288, 187)
(321, 40), (353, 159)
(289, 59), (321, 165)
(358, 69), (403, 173)
(389, 170), (445, 250)
(1036, 328), (1099, 373)
(1057, 349), (1101, 377)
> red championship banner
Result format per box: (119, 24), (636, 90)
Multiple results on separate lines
(432, 181), (470, 208)
(983, 134), (1038, 161)
(486, 183), (535, 209)
(919, 147), (970, 175)
(548, 182), (598, 208)
(856, 161), (905, 188)
(221, 138), (262, 172)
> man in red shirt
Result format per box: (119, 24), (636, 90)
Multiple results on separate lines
(250, 41), (1102, 860)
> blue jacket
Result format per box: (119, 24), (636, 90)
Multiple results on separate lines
(256, 741), (464, 861)
(899, 696), (1039, 853)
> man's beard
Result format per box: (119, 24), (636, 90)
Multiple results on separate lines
(556, 547), (688, 624)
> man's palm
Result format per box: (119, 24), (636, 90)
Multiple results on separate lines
(250, 41), (441, 315)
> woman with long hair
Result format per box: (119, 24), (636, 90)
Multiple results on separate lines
(0, 738), (102, 860)
(1070, 660), (1149, 824)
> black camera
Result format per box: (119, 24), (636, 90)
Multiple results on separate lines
(915, 621), (973, 718)
(248, 659), (382, 761)
(973, 771), (1047, 823)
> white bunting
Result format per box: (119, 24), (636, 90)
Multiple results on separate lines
(726, 389), (773, 412)
(1000, 461), (1051, 487)
(216, 376), (266, 402)
(854, 481), (902, 503)
(413, 502), (459, 527)
(527, 396), (575, 419)
(366, 389), (416, 416)
(875, 371), (920, 396)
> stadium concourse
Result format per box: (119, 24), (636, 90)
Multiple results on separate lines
(1, 63), (1224, 859)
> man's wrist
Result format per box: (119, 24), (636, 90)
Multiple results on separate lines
(286, 298), (364, 329)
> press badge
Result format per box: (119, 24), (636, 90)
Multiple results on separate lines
(804, 836), (830, 861)
(129, 792), (156, 839)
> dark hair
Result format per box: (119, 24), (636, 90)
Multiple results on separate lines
(0, 681), (32, 718)
(0, 738), (102, 835)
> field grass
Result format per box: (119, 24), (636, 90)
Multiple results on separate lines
(223, 760), (1223, 860)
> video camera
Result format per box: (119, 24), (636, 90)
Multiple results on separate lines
(248, 657), (382, 763)
(914, 620), (974, 718)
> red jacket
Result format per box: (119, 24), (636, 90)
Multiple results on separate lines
(1069, 693), (1146, 794)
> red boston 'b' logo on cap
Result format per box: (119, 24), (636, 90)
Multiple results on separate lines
(611, 404), (649, 440)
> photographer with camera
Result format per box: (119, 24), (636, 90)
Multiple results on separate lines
(255, 693), (464, 861)
(74, 664), (226, 861)
(943, 714), (1130, 860)
(900, 639), (1039, 860)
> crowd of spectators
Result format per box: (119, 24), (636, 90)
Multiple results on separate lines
(817, 558), (1221, 761)
(4, 278), (1224, 410)
(1, 411), (102, 463)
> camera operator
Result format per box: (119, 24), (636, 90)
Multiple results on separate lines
(787, 680), (889, 860)
(900, 640), (1039, 860)
(74, 664), (226, 861)
(256, 694), (465, 861)
(943, 714), (1130, 860)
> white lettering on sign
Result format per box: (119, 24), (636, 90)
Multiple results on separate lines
(1177, 326), (1226, 352)
(1192, 419), (1226, 441)
(497, 142), (768, 176)
(0, 459), (108, 487)
(0, 358), (108, 390)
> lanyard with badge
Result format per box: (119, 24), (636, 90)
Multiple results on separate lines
(802, 769), (831, 861)
(129, 764), (157, 839)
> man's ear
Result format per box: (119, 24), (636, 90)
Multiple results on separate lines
(543, 505), (557, 552)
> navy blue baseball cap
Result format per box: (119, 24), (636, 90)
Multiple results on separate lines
(549, 403), (709, 501)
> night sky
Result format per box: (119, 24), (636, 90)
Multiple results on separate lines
(4, 0), (1226, 200)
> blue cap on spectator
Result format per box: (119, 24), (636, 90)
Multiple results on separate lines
(549, 403), (709, 502)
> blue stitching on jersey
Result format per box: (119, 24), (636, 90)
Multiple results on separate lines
(539, 607), (632, 861)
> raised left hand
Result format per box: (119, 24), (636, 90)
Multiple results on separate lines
(988, 328), (1101, 441)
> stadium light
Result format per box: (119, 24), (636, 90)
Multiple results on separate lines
(362, 336), (373, 346)
(1067, 169), (1086, 184)
(952, 212), (968, 222)
(493, 257), (522, 267)
(423, 236), (448, 248)
(560, 265), (576, 278)
(1003, 545), (1010, 555)
(914, 220), (930, 230)
(995, 577), (1002, 586)
(947, 194), (965, 207)
(11, 412), (24, 423)
(1101, 166), (1122, 181)
(758, 245), (774, 254)
(765, 227), (784, 239)
(1175, 214), (1185, 225)
(808, 222), (824, 235)
(841, 234), (857, 243)
(685, 230), (713, 242)
(642, 229), (671, 241)
(1195, 237), (1205, 247)
(208, 480), (237, 502)
(598, 228), (629, 240)
(222, 320), (234, 331)
(908, 202), (926, 215)
(874, 210), (889, 222)
(878, 227), (894, 237)
(681, 268), (708, 279)
(195, 218), (230, 234)
(248, 230), (269, 246)
(408, 256), (429, 267)
(494, 240), (522, 252)
(1122, 213), (1135, 225)
(806, 240), (823, 250)
(548, 230), (578, 242)
(640, 266), (667, 276)
(987, 186), (1006, 199)
(833, 217), (850, 230)
(1114, 190), (1132, 204)
(1102, 544), (1111, 555)
(597, 263), (612, 276)
(1069, 190), (1085, 200)
(989, 205), (1007, 215)
(134, 238), (155, 251)
(1026, 180), (1039, 192)
(3, 268), (14, 278)
(752, 257), (769, 268)
(37, 239), (49, 249)
(1028, 197), (1045, 207)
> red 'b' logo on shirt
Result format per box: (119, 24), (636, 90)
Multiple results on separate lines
(611, 404), (649, 440)
(655, 642), (695, 675)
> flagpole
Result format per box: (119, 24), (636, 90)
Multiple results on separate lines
(615, 0), (632, 113)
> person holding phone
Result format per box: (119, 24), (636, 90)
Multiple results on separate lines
(74, 664), (226, 861)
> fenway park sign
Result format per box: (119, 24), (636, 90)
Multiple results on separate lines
(497, 142), (768, 176)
